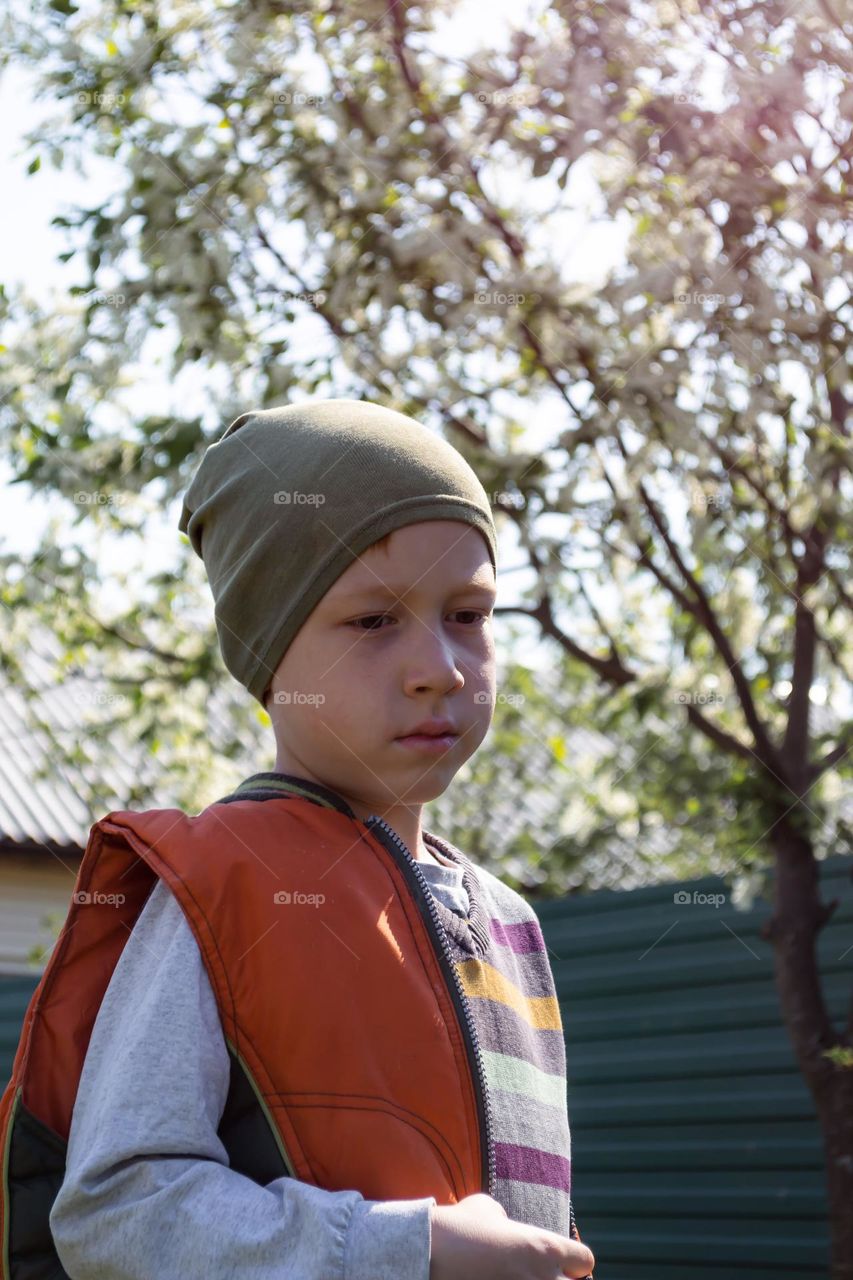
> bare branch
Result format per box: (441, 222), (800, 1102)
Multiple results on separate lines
(492, 597), (634, 687)
(682, 701), (756, 763)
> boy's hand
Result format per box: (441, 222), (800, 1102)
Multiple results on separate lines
(429, 1192), (595, 1280)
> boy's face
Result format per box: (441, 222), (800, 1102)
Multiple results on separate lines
(265, 520), (497, 822)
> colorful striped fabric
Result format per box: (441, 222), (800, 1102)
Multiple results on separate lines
(423, 831), (574, 1237)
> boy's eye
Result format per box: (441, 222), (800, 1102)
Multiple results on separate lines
(351, 614), (393, 632)
(452, 611), (491, 626)
(349, 611), (489, 632)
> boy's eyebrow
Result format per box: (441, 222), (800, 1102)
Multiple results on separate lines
(335, 578), (497, 601)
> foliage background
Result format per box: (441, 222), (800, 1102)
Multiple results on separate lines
(0, 0), (850, 902)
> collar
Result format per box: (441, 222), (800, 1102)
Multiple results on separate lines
(219, 770), (490, 957)
(221, 770), (358, 818)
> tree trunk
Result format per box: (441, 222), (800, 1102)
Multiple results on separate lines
(765, 815), (853, 1279)
(816, 1062), (853, 1280)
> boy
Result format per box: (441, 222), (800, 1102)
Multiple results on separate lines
(2, 399), (595, 1279)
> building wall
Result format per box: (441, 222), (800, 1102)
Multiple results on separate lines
(0, 854), (79, 973)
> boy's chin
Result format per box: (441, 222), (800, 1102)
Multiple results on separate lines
(390, 764), (458, 799)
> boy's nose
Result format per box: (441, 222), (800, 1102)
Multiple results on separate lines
(402, 634), (466, 696)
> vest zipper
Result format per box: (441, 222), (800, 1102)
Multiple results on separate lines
(364, 814), (496, 1199)
(569, 1199), (594, 1278)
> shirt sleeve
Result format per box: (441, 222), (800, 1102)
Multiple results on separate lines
(49, 877), (435, 1280)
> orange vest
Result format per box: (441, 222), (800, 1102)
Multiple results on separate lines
(0, 775), (488, 1278)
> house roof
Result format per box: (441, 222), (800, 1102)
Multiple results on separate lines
(0, 643), (128, 856)
(0, 628), (260, 857)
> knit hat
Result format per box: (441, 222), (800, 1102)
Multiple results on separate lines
(178, 398), (498, 706)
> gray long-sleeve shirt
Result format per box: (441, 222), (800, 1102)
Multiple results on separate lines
(49, 850), (471, 1280)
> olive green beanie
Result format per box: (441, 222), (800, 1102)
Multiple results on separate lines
(178, 398), (498, 706)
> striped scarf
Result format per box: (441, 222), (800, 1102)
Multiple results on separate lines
(423, 830), (574, 1236)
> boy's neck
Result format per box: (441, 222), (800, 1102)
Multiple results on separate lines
(348, 800), (436, 865)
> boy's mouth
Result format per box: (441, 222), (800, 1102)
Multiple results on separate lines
(394, 719), (460, 752)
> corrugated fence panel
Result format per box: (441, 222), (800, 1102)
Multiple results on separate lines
(0, 973), (39, 1084)
(536, 854), (852, 1279)
(1, 856), (850, 1278)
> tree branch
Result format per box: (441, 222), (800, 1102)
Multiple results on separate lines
(492, 598), (634, 686)
(631, 467), (786, 775)
(682, 701), (756, 762)
(807, 738), (852, 785)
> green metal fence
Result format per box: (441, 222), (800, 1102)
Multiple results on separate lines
(1, 973), (38, 1092)
(2, 855), (850, 1277)
(537, 855), (851, 1279)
